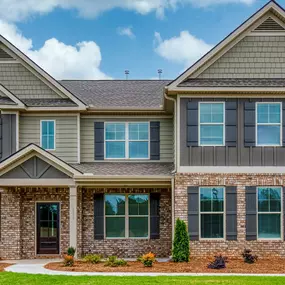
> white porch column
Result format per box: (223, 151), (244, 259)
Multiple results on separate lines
(69, 185), (77, 257)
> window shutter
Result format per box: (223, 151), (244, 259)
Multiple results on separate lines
(245, 186), (257, 241)
(282, 102), (285, 146)
(226, 186), (237, 240)
(150, 122), (160, 160)
(94, 122), (104, 160)
(150, 193), (160, 239)
(225, 101), (237, 147)
(94, 193), (104, 240)
(187, 186), (199, 241)
(244, 101), (256, 147)
(187, 100), (199, 147)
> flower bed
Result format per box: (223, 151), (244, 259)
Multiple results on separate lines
(45, 258), (285, 274)
(0, 263), (13, 272)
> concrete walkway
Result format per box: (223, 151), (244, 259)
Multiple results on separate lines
(2, 259), (285, 277)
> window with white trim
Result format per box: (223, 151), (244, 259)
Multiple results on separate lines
(105, 194), (149, 238)
(200, 187), (224, 239)
(105, 122), (149, 159)
(41, 120), (55, 150)
(199, 102), (225, 146)
(256, 103), (282, 146)
(257, 187), (282, 239)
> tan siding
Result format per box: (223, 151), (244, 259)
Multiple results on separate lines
(81, 118), (174, 162)
(19, 115), (78, 163)
(198, 36), (285, 79)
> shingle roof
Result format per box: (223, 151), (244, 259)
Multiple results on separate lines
(21, 98), (77, 107)
(0, 96), (16, 105)
(71, 162), (174, 176)
(60, 80), (171, 109)
(178, 78), (285, 88)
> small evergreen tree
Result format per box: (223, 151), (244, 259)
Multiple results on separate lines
(172, 218), (190, 262)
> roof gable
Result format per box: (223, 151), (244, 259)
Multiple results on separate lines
(0, 84), (25, 109)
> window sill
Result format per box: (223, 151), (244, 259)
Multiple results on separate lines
(104, 238), (150, 240)
(198, 238), (225, 242)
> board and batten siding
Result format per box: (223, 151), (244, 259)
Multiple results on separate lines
(81, 117), (174, 162)
(19, 115), (78, 163)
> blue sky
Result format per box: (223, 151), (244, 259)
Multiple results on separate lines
(0, 0), (282, 80)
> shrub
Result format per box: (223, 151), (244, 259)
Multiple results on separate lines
(141, 252), (156, 267)
(207, 255), (228, 269)
(83, 254), (102, 264)
(63, 255), (74, 267)
(105, 256), (128, 267)
(67, 247), (76, 257)
(242, 249), (258, 264)
(172, 218), (190, 262)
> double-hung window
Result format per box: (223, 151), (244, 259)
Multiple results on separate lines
(105, 122), (149, 159)
(199, 102), (225, 146)
(256, 103), (281, 146)
(200, 187), (224, 239)
(105, 194), (149, 239)
(41, 120), (55, 150)
(258, 187), (282, 239)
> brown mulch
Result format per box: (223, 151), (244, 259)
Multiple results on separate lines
(45, 258), (285, 274)
(0, 263), (13, 272)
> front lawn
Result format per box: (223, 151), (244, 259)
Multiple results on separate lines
(0, 273), (284, 285)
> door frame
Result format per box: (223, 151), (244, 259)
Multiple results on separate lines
(35, 201), (61, 255)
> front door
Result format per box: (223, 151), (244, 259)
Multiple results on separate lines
(37, 203), (60, 255)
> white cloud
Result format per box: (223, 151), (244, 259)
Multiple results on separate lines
(0, 20), (109, 79)
(154, 31), (213, 67)
(0, 0), (255, 22)
(117, 26), (135, 39)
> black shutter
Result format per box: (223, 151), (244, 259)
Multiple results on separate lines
(94, 122), (104, 160)
(226, 186), (237, 240)
(150, 193), (160, 239)
(187, 100), (199, 147)
(244, 101), (256, 147)
(225, 101), (237, 147)
(150, 122), (160, 160)
(245, 186), (257, 241)
(282, 102), (285, 146)
(187, 186), (199, 241)
(94, 193), (104, 240)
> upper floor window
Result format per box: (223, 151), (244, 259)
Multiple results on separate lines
(199, 102), (225, 146)
(256, 103), (281, 146)
(105, 122), (149, 159)
(41, 120), (55, 150)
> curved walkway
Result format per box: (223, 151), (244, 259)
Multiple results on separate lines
(2, 259), (285, 277)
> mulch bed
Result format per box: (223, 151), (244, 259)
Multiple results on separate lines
(45, 258), (285, 274)
(0, 263), (13, 272)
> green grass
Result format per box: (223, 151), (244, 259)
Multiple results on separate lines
(0, 273), (284, 285)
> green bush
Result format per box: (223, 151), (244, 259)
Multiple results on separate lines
(83, 254), (102, 264)
(104, 256), (128, 267)
(67, 247), (76, 257)
(172, 218), (190, 262)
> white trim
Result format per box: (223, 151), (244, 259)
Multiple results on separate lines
(0, 179), (74, 187)
(40, 120), (56, 151)
(77, 114), (80, 164)
(0, 60), (20, 64)
(198, 102), (225, 147)
(255, 102), (282, 147)
(249, 32), (285, 36)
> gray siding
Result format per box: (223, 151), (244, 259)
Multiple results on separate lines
(81, 117), (174, 162)
(180, 98), (285, 166)
(198, 36), (285, 79)
(19, 115), (78, 163)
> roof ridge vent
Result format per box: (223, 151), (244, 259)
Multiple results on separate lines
(254, 17), (285, 32)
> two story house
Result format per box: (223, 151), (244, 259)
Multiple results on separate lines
(0, 0), (285, 260)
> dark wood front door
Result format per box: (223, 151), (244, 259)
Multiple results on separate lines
(37, 203), (60, 255)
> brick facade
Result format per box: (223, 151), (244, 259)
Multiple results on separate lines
(175, 172), (285, 258)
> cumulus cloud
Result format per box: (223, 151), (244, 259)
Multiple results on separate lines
(0, 20), (109, 79)
(154, 31), (213, 67)
(0, 0), (255, 22)
(117, 26), (135, 39)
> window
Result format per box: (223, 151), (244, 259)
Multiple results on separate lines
(258, 187), (282, 239)
(200, 187), (224, 239)
(199, 102), (225, 146)
(105, 122), (149, 159)
(105, 194), (149, 238)
(41, 120), (55, 150)
(256, 103), (281, 146)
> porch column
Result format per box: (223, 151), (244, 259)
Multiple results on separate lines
(69, 186), (77, 257)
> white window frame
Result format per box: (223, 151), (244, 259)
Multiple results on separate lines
(104, 122), (150, 160)
(257, 186), (283, 241)
(198, 102), (225, 147)
(104, 193), (150, 240)
(40, 120), (56, 151)
(256, 102), (282, 147)
(199, 186), (226, 240)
